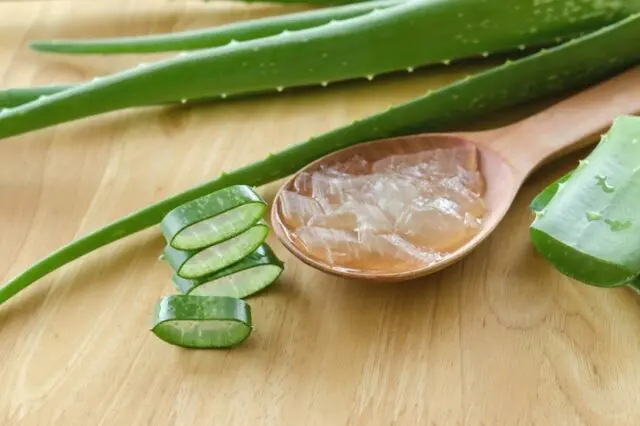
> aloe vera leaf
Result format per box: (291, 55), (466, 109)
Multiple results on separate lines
(173, 243), (284, 298)
(0, 15), (638, 307)
(151, 294), (252, 349)
(29, 0), (401, 54)
(160, 184), (266, 250)
(530, 167), (640, 294)
(530, 115), (640, 287)
(1, 0), (636, 140)
(4, 1), (399, 108)
(163, 220), (270, 278)
(0, 84), (74, 109)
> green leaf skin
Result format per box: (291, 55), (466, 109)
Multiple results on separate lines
(29, 0), (401, 54)
(1, 0), (637, 139)
(0, 14), (639, 307)
(151, 294), (252, 349)
(530, 115), (640, 288)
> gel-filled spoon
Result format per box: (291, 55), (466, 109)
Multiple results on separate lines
(271, 65), (640, 282)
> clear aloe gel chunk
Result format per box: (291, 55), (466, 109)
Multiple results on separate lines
(529, 115), (640, 287)
(151, 295), (252, 349)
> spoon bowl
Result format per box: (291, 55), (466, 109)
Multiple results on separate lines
(271, 66), (640, 282)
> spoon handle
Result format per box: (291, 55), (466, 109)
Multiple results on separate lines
(489, 65), (640, 177)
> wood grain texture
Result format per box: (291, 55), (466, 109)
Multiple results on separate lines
(2, 2), (640, 425)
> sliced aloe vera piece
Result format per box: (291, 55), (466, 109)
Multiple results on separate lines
(173, 243), (283, 298)
(160, 184), (266, 251)
(151, 295), (252, 348)
(530, 115), (640, 287)
(163, 220), (270, 278)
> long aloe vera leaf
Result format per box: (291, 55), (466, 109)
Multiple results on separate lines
(0, 14), (639, 307)
(1, 0), (637, 140)
(530, 115), (640, 287)
(29, 0), (401, 54)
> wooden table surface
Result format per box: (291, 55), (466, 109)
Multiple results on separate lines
(3, 1), (640, 425)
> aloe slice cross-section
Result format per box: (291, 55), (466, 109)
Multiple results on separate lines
(173, 243), (283, 298)
(160, 184), (266, 250)
(163, 220), (270, 278)
(529, 115), (640, 287)
(151, 295), (252, 348)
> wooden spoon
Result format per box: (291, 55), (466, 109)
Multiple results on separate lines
(270, 66), (640, 282)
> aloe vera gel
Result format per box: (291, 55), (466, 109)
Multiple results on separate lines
(530, 115), (640, 287)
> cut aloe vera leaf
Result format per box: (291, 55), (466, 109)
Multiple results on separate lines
(151, 294), (252, 349)
(173, 243), (284, 298)
(530, 115), (640, 288)
(529, 166), (640, 293)
(160, 184), (266, 251)
(163, 220), (270, 278)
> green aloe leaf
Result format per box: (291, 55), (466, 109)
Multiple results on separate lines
(1, 0), (637, 139)
(530, 115), (640, 287)
(29, 0), (401, 54)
